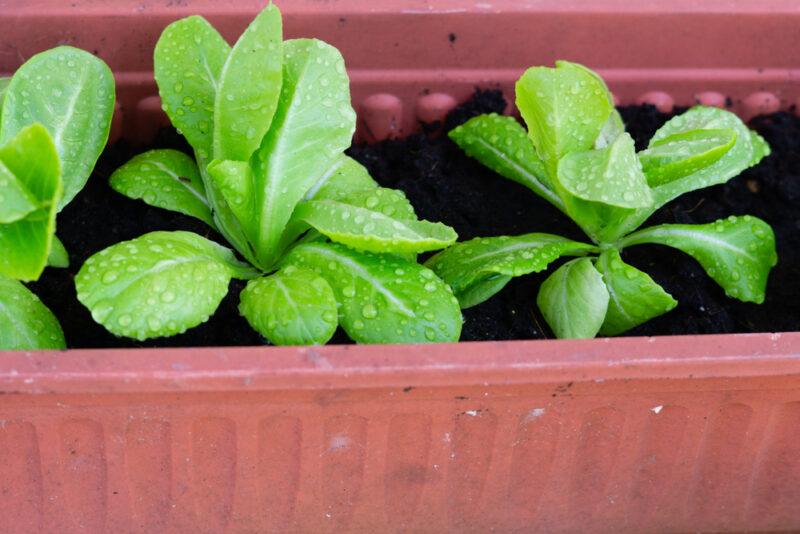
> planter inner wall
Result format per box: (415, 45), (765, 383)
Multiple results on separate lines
(3, 1), (800, 142)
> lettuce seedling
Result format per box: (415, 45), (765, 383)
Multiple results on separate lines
(76, 4), (462, 346)
(428, 61), (777, 339)
(0, 47), (115, 349)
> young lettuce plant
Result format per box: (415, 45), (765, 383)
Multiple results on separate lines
(0, 47), (115, 349)
(427, 61), (777, 339)
(75, 4), (462, 346)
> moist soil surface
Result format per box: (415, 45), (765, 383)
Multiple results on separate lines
(31, 91), (800, 347)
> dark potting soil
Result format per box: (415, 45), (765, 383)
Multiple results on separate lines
(29, 91), (800, 347)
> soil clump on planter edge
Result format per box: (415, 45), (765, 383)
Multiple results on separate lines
(31, 92), (800, 347)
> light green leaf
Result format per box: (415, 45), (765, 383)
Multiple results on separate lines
(274, 157), (380, 255)
(47, 235), (69, 268)
(338, 187), (416, 220)
(595, 109), (625, 149)
(110, 149), (215, 227)
(448, 113), (562, 209)
(0, 124), (61, 282)
(749, 130), (771, 165)
(239, 265), (337, 345)
(154, 15), (230, 159)
(536, 257), (609, 339)
(0, 275), (65, 350)
(0, 77), (10, 124)
(620, 215), (777, 303)
(0, 159), (39, 223)
(638, 128), (736, 187)
(425, 233), (597, 308)
(595, 249), (677, 336)
(196, 153), (260, 268)
(603, 107), (770, 242)
(0, 46), (114, 210)
(648, 107), (768, 206)
(567, 52), (623, 151)
(152, 15), (257, 263)
(515, 60), (612, 176)
(252, 38), (357, 268)
(213, 3), (283, 161)
(291, 194), (453, 255)
(75, 231), (257, 340)
(558, 132), (653, 208)
(283, 242), (462, 344)
(305, 155), (378, 201)
(206, 159), (255, 236)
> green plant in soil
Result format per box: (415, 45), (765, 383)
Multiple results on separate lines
(0, 47), (115, 349)
(76, 4), (462, 346)
(428, 61), (777, 339)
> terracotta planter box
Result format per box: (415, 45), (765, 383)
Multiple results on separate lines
(2, 1), (800, 532)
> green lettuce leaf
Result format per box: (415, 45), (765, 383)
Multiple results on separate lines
(205, 159), (256, 237)
(638, 128), (737, 187)
(603, 107), (769, 242)
(620, 215), (777, 303)
(275, 156), (382, 255)
(536, 257), (609, 339)
(0, 275), (65, 350)
(595, 109), (625, 149)
(213, 3), (282, 161)
(304, 155), (378, 202)
(515, 60), (612, 176)
(0, 124), (62, 281)
(648, 107), (769, 206)
(425, 233), (597, 308)
(595, 249), (677, 336)
(557, 132), (652, 209)
(154, 15), (230, 159)
(75, 231), (258, 340)
(110, 149), (215, 227)
(291, 198), (456, 255)
(448, 113), (562, 209)
(0, 158), (39, 223)
(47, 235), (69, 268)
(251, 38), (356, 268)
(0, 46), (114, 210)
(283, 242), (462, 344)
(239, 265), (337, 346)
(152, 14), (258, 263)
(0, 76), (9, 121)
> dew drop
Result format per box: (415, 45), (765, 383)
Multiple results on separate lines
(361, 303), (377, 319)
(147, 317), (162, 331)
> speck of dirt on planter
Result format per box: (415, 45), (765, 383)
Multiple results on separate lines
(30, 91), (800, 347)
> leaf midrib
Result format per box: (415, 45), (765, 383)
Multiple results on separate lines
(150, 160), (210, 208)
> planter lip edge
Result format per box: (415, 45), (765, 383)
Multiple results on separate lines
(1, 331), (798, 394)
(6, 0), (800, 15)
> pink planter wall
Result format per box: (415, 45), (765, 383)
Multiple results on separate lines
(1, 335), (800, 532)
(2, 1), (800, 142)
(1, 1), (800, 532)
